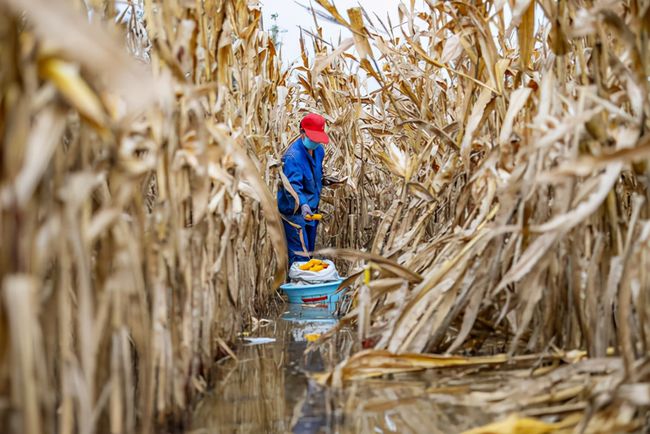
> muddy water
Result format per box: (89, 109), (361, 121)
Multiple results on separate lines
(188, 304), (489, 434)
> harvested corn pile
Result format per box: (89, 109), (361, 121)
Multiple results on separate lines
(298, 259), (330, 272)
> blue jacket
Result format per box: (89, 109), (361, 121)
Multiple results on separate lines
(277, 138), (324, 218)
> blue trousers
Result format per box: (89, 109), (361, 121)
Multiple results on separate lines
(282, 215), (318, 267)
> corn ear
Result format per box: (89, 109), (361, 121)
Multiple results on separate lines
(38, 57), (106, 129)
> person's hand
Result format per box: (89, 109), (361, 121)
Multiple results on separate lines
(322, 175), (348, 188)
(301, 204), (313, 220)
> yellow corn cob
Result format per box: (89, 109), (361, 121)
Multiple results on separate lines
(39, 58), (106, 129)
(299, 259), (323, 270)
(298, 259), (316, 270)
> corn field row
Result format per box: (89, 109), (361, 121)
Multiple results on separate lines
(0, 0), (290, 431)
(310, 0), (650, 430)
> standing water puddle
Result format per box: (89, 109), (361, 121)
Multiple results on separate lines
(188, 304), (490, 433)
(189, 303), (347, 433)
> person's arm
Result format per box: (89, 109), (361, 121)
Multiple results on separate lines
(281, 156), (308, 210)
(322, 175), (347, 187)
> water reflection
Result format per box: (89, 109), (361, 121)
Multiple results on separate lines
(282, 304), (337, 344)
(282, 304), (343, 434)
(189, 304), (489, 433)
(190, 303), (343, 434)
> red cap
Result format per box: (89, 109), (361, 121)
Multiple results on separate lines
(300, 113), (329, 145)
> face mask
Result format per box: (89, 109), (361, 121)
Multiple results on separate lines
(303, 136), (322, 150)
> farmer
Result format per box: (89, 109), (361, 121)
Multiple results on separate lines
(277, 113), (329, 267)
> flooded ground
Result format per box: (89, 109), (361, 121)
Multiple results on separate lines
(188, 303), (491, 434)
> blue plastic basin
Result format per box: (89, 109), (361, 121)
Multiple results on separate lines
(281, 279), (346, 304)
